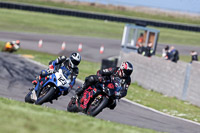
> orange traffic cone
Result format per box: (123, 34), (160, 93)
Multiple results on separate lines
(100, 45), (104, 54)
(78, 43), (82, 52)
(38, 39), (43, 48)
(61, 42), (66, 50)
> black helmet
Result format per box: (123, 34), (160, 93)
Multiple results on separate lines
(69, 52), (81, 68)
(119, 61), (133, 77)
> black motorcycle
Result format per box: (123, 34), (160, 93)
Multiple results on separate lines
(67, 77), (121, 117)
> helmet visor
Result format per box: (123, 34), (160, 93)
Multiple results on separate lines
(123, 69), (132, 76)
(70, 57), (80, 66)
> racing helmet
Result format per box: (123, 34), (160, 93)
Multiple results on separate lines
(16, 40), (20, 45)
(118, 61), (133, 77)
(69, 52), (81, 68)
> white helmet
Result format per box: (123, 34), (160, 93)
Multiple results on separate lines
(69, 53), (81, 68)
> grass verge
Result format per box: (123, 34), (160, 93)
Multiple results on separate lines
(0, 41), (200, 123)
(1, 0), (200, 25)
(0, 97), (159, 133)
(0, 8), (200, 46)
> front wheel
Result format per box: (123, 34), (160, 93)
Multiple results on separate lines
(67, 97), (79, 113)
(25, 89), (34, 104)
(87, 96), (109, 117)
(35, 87), (55, 105)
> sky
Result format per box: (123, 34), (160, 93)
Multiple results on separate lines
(75, 0), (200, 14)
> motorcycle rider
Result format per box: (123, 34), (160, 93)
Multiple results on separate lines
(32, 52), (81, 96)
(2, 40), (20, 52)
(75, 61), (133, 111)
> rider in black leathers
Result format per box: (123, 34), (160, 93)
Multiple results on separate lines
(75, 61), (133, 110)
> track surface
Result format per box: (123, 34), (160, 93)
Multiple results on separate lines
(1, 31), (200, 63)
(0, 52), (200, 133)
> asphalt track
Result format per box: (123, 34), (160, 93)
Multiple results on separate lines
(1, 52), (200, 133)
(1, 31), (200, 63)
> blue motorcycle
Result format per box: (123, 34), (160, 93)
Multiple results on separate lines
(25, 66), (72, 105)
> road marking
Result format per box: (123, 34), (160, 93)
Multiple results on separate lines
(122, 98), (200, 126)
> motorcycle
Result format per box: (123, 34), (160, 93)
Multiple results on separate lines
(2, 42), (20, 53)
(67, 77), (121, 117)
(25, 65), (71, 105)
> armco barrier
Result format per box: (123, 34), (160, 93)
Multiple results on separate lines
(118, 51), (200, 107)
(0, 1), (200, 32)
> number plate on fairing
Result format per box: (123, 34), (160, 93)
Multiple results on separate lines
(55, 69), (70, 88)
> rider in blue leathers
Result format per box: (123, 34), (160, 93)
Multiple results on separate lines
(32, 52), (81, 95)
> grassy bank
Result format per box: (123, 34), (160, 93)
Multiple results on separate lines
(0, 97), (159, 133)
(0, 9), (200, 46)
(1, 0), (200, 25)
(1, 41), (199, 123)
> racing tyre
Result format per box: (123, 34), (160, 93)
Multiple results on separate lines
(25, 90), (34, 104)
(35, 87), (55, 105)
(87, 96), (109, 117)
(67, 97), (79, 113)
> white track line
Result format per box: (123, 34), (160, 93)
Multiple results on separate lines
(23, 56), (200, 126)
(122, 98), (200, 126)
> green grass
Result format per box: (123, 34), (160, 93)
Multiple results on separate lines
(0, 8), (124, 39)
(1, 0), (200, 25)
(127, 83), (200, 122)
(0, 97), (159, 133)
(0, 9), (200, 46)
(156, 54), (192, 63)
(1, 41), (200, 123)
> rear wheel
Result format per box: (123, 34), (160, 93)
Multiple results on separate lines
(87, 96), (109, 117)
(35, 87), (55, 105)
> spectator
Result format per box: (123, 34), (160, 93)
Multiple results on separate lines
(137, 44), (146, 54)
(169, 46), (179, 63)
(162, 45), (170, 60)
(190, 50), (198, 63)
(136, 33), (144, 48)
(144, 42), (153, 57)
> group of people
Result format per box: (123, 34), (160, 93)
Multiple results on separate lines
(136, 33), (199, 63)
(136, 33), (153, 57)
(32, 52), (133, 109)
(162, 45), (179, 63)
(162, 45), (199, 63)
